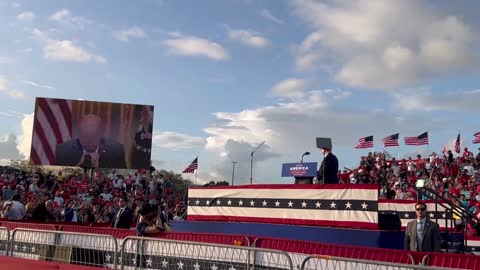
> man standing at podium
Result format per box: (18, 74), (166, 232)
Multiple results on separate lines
(316, 138), (339, 184)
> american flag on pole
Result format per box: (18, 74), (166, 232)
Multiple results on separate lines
(182, 157), (198, 173)
(187, 184), (379, 229)
(404, 132), (429, 146)
(355, 136), (374, 149)
(473, 132), (480, 144)
(30, 97), (72, 165)
(455, 132), (461, 154)
(380, 133), (399, 147)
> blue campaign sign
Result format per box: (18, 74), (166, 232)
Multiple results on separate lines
(281, 162), (318, 177)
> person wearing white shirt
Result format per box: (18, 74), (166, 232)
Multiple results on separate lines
(464, 161), (474, 176)
(54, 193), (64, 207)
(100, 187), (113, 202)
(113, 176), (123, 189)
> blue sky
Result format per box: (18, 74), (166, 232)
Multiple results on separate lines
(0, 0), (479, 184)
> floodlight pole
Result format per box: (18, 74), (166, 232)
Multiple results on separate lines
(250, 141), (266, 185)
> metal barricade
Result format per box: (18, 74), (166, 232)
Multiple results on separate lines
(300, 255), (460, 270)
(10, 228), (118, 269)
(0, 226), (9, 256)
(120, 236), (294, 270)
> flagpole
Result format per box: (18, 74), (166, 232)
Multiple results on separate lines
(427, 131), (430, 157)
(459, 129), (461, 156)
(195, 169), (198, 185)
(397, 144), (400, 160)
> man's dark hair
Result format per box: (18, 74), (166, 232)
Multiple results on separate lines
(12, 193), (21, 201)
(415, 202), (427, 210)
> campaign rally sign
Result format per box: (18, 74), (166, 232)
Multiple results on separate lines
(281, 162), (317, 177)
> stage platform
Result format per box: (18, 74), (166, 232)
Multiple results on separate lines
(172, 220), (408, 249)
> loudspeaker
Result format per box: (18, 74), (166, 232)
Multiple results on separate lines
(378, 213), (401, 231)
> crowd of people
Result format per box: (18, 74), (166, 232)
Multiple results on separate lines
(338, 147), (480, 201)
(0, 168), (187, 231)
(2, 146), (480, 234)
(339, 147), (480, 233)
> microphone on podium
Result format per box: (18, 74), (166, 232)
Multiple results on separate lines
(301, 151), (310, 163)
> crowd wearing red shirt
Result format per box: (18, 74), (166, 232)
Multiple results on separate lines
(339, 148), (480, 200)
(0, 168), (187, 225)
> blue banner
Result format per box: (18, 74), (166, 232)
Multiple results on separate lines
(281, 162), (318, 177)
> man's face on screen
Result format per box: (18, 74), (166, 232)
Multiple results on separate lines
(78, 114), (104, 152)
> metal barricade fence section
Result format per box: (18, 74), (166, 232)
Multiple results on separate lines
(56, 230), (118, 268)
(300, 255), (464, 270)
(120, 236), (294, 270)
(9, 228), (118, 269)
(0, 226), (9, 256)
(10, 228), (56, 261)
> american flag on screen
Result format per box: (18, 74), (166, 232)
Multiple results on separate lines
(139, 105), (153, 126)
(380, 133), (399, 148)
(404, 132), (429, 146)
(473, 132), (480, 144)
(355, 136), (374, 149)
(30, 98), (72, 165)
(187, 185), (379, 229)
(182, 157), (198, 173)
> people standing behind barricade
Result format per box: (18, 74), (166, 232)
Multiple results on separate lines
(125, 173), (134, 191)
(62, 200), (78, 222)
(0, 166), (187, 227)
(163, 178), (173, 195)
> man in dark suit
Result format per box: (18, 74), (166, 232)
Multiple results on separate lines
(54, 114), (126, 169)
(112, 198), (134, 229)
(404, 202), (441, 252)
(316, 138), (339, 184)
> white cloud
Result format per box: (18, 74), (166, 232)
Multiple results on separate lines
(260, 9), (284, 24)
(113, 27), (147, 42)
(206, 139), (279, 184)
(21, 80), (55, 90)
(44, 40), (106, 63)
(0, 77), (26, 98)
(227, 28), (269, 48)
(0, 134), (22, 160)
(270, 78), (307, 98)
(163, 32), (229, 60)
(203, 88), (439, 182)
(49, 9), (93, 29)
(290, 0), (478, 90)
(8, 90), (25, 99)
(392, 89), (480, 112)
(0, 77), (6, 91)
(152, 131), (205, 150)
(32, 29), (106, 64)
(18, 48), (33, 53)
(0, 57), (13, 64)
(16, 11), (35, 22)
(17, 113), (33, 159)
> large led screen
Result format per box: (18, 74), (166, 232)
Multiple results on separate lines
(30, 97), (154, 169)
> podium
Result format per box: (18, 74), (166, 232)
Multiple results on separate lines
(281, 162), (317, 184)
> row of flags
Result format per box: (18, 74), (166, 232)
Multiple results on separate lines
(355, 132), (429, 149)
(356, 131), (480, 150)
(181, 132), (480, 173)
